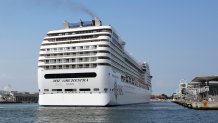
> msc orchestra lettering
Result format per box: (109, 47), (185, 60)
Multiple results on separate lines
(52, 78), (89, 83)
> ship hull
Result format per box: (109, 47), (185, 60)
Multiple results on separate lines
(38, 66), (151, 106)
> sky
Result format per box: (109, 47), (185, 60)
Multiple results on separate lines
(0, 0), (218, 95)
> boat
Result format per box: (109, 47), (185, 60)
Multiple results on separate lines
(38, 17), (152, 106)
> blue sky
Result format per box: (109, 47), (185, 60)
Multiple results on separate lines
(0, 0), (217, 95)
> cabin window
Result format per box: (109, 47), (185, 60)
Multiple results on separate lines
(65, 89), (77, 91)
(44, 89), (49, 92)
(94, 88), (99, 91)
(52, 89), (62, 91)
(79, 88), (90, 91)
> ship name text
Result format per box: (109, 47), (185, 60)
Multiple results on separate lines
(53, 79), (89, 83)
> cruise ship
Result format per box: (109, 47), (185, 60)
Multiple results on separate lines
(38, 18), (152, 106)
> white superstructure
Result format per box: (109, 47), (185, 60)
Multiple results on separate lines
(38, 18), (152, 106)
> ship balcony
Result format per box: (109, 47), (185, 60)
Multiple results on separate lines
(38, 52), (108, 61)
(38, 59), (110, 67)
(39, 48), (109, 56)
(43, 33), (111, 44)
(41, 40), (50, 45)
(96, 59), (110, 63)
(41, 38), (95, 45)
(40, 40), (109, 49)
(44, 32), (111, 39)
(96, 47), (110, 51)
(96, 35), (110, 40)
(39, 52), (98, 59)
(38, 61), (96, 66)
(39, 51), (47, 54)
(39, 49), (98, 55)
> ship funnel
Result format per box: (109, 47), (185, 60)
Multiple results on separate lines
(64, 20), (70, 29)
(94, 17), (102, 26)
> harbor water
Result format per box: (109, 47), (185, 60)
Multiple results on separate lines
(0, 102), (218, 123)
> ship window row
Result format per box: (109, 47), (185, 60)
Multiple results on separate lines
(109, 42), (142, 73)
(41, 63), (110, 70)
(43, 57), (98, 64)
(98, 44), (109, 47)
(42, 45), (97, 52)
(111, 56), (137, 76)
(111, 59), (140, 79)
(125, 53), (142, 69)
(40, 51), (109, 58)
(47, 29), (112, 37)
(110, 54), (141, 78)
(43, 64), (97, 70)
(42, 88), (110, 93)
(42, 39), (109, 46)
(46, 34), (111, 42)
(121, 75), (135, 83)
(112, 32), (119, 40)
(41, 63), (111, 70)
(110, 55), (126, 70)
(47, 35), (97, 41)
(121, 74), (145, 87)
(124, 57), (143, 73)
(112, 66), (146, 88)
(120, 74), (149, 90)
(111, 47), (142, 74)
(45, 51), (97, 57)
(111, 59), (141, 80)
(110, 65), (148, 90)
(112, 37), (122, 49)
(41, 44), (110, 53)
(121, 58), (142, 77)
(109, 44), (124, 59)
(41, 44), (110, 52)
(111, 65), (146, 90)
(42, 56), (110, 64)
(111, 48), (140, 76)
(110, 59), (139, 78)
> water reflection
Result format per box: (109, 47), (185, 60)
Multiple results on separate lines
(1, 102), (218, 123)
(35, 103), (155, 123)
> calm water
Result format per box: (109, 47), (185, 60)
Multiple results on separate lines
(0, 102), (218, 123)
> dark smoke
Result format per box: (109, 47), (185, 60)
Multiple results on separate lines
(40, 0), (98, 19)
(63, 0), (97, 19)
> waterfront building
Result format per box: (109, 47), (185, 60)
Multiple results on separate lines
(188, 76), (218, 101)
(0, 85), (38, 103)
(173, 79), (187, 100)
(173, 76), (218, 109)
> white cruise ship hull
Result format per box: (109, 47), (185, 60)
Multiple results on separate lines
(38, 66), (151, 106)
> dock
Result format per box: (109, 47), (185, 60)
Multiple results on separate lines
(173, 100), (218, 110)
(173, 76), (218, 110)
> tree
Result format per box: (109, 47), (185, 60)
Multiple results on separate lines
(161, 94), (168, 99)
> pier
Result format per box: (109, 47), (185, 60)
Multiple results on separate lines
(173, 76), (218, 110)
(173, 100), (218, 110)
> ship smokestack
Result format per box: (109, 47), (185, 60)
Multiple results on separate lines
(64, 20), (70, 29)
(94, 17), (102, 26)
